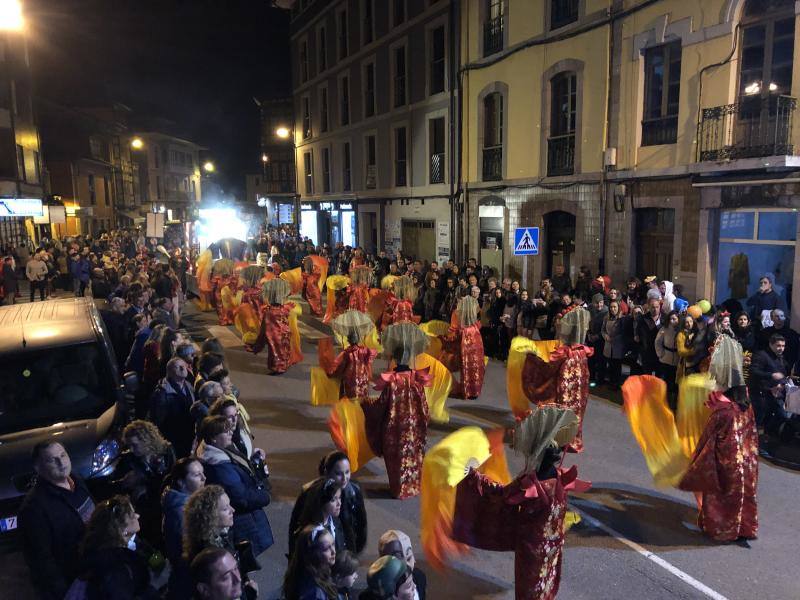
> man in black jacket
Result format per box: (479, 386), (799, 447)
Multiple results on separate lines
(635, 298), (662, 376)
(750, 333), (790, 428)
(18, 442), (96, 600)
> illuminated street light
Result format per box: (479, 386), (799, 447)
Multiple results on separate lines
(131, 137), (144, 150)
(275, 126), (290, 139)
(261, 153), (269, 163)
(203, 161), (215, 173)
(0, 0), (24, 32)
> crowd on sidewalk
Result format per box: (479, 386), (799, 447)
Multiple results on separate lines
(15, 227), (424, 600)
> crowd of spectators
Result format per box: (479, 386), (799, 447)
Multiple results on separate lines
(15, 226), (424, 600)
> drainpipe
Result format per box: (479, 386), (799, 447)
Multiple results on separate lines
(599, 1), (615, 276)
(449, 0), (460, 263)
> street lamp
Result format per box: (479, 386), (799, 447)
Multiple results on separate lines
(0, 0), (24, 31)
(261, 153), (269, 163)
(131, 137), (144, 150)
(275, 126), (290, 139)
(203, 161), (215, 173)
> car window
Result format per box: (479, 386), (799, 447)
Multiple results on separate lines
(0, 342), (117, 435)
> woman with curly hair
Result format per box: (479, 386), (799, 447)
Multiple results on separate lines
(114, 420), (176, 548)
(283, 524), (338, 600)
(75, 495), (160, 599)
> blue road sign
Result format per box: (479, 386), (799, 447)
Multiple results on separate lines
(513, 227), (539, 256)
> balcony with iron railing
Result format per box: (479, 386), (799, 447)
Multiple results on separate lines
(547, 134), (575, 176)
(482, 146), (503, 181)
(641, 115), (678, 146)
(430, 152), (445, 183)
(697, 95), (796, 162)
(483, 16), (503, 57)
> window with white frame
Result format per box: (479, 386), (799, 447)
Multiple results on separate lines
(340, 75), (350, 126)
(365, 134), (377, 189)
(364, 62), (376, 118)
(318, 26), (327, 72)
(338, 9), (349, 60)
(393, 45), (407, 108)
(362, 0), (374, 45)
(394, 126), (407, 187)
(429, 26), (445, 95)
(302, 96), (312, 139)
(300, 39), (309, 83)
(303, 151), (314, 194)
(322, 147), (331, 192)
(342, 141), (352, 191)
(320, 87), (329, 132)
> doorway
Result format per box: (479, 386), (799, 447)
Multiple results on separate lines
(543, 211), (576, 277)
(635, 207), (674, 280)
(401, 219), (435, 259)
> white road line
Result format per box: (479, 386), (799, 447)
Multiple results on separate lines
(570, 507), (730, 600)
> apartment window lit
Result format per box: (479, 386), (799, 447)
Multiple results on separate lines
(363, 0), (374, 45)
(393, 46), (407, 107)
(364, 63), (376, 118)
(642, 41), (681, 146)
(551, 0), (578, 30)
(365, 135), (377, 189)
(321, 87), (329, 132)
(302, 96), (312, 139)
(322, 147), (331, 192)
(484, 0), (504, 57)
(393, 0), (406, 26)
(548, 72), (577, 176)
(482, 92), (503, 181)
(318, 26), (327, 72)
(430, 26), (445, 94)
(739, 0), (795, 99)
(429, 117), (445, 184)
(340, 76), (350, 126)
(395, 127), (407, 187)
(304, 151), (313, 194)
(300, 40), (309, 83)
(343, 142), (352, 191)
(338, 10), (349, 60)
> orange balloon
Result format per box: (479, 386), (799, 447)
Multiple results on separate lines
(687, 305), (702, 319)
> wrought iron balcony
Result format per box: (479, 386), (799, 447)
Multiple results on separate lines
(430, 152), (445, 184)
(483, 16), (503, 57)
(547, 134), (575, 176)
(697, 95), (796, 162)
(482, 145), (503, 181)
(641, 115), (678, 146)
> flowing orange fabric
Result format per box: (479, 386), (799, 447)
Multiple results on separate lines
(622, 375), (690, 487)
(506, 338), (560, 418)
(328, 398), (375, 473)
(421, 427), (491, 570)
(309, 255), (328, 291)
(194, 249), (214, 311)
(234, 302), (261, 345)
(311, 366), (341, 406)
(324, 275), (350, 323)
(367, 289), (389, 325)
(280, 267), (303, 295)
(288, 302), (303, 365)
(414, 353), (453, 423)
(420, 320), (450, 360)
(479, 428), (512, 485)
(676, 373), (714, 458)
(220, 285), (242, 325)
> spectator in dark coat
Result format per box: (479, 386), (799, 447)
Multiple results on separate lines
(70, 251), (91, 297)
(149, 357), (196, 458)
(602, 300), (627, 387)
(587, 294), (608, 384)
(758, 309), (799, 367)
(635, 298), (663, 375)
(2, 255), (18, 304)
(747, 274), (788, 325)
(196, 416), (274, 556)
(550, 264), (572, 295)
(18, 442), (96, 600)
(750, 333), (790, 427)
(101, 297), (130, 367)
(732, 311), (757, 353)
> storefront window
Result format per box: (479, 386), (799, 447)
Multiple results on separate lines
(300, 210), (318, 244)
(715, 209), (796, 306)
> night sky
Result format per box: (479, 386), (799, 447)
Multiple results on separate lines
(26, 0), (292, 195)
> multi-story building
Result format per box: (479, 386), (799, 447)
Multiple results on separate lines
(0, 18), (45, 247)
(462, 0), (800, 323)
(245, 96), (297, 225)
(135, 132), (202, 223)
(289, 0), (460, 259)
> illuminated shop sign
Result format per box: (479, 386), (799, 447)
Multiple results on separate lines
(0, 198), (43, 217)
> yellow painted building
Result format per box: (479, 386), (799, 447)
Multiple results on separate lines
(462, 0), (800, 323)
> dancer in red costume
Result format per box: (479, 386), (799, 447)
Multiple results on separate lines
(441, 296), (484, 399)
(239, 265), (266, 311)
(511, 306), (593, 452)
(362, 322), (431, 499)
(250, 278), (303, 374)
(347, 266), (373, 313)
(382, 275), (421, 327)
(301, 256), (323, 316)
(319, 310), (378, 402)
(623, 335), (758, 545)
(210, 259), (237, 325)
(421, 407), (589, 600)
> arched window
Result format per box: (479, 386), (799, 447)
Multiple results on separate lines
(548, 72), (577, 176)
(482, 92), (503, 181)
(739, 0), (794, 98)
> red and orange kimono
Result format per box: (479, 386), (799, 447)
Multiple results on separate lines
(382, 297), (420, 326)
(678, 391), (758, 542)
(452, 466), (589, 600)
(362, 369), (431, 499)
(302, 270), (322, 316)
(516, 344), (593, 453)
(347, 283), (371, 313)
(441, 322), (485, 399)
(212, 275), (238, 325)
(250, 303), (303, 374)
(319, 340), (377, 402)
(241, 286), (263, 312)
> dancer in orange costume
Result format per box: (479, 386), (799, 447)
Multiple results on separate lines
(441, 296), (484, 399)
(301, 256), (323, 316)
(249, 278), (303, 374)
(382, 275), (421, 327)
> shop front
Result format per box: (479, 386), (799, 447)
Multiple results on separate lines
(300, 201), (357, 247)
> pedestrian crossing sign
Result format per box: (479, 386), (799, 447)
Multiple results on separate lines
(513, 227), (539, 256)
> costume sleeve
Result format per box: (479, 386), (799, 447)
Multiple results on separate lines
(678, 411), (723, 494)
(250, 311), (268, 355)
